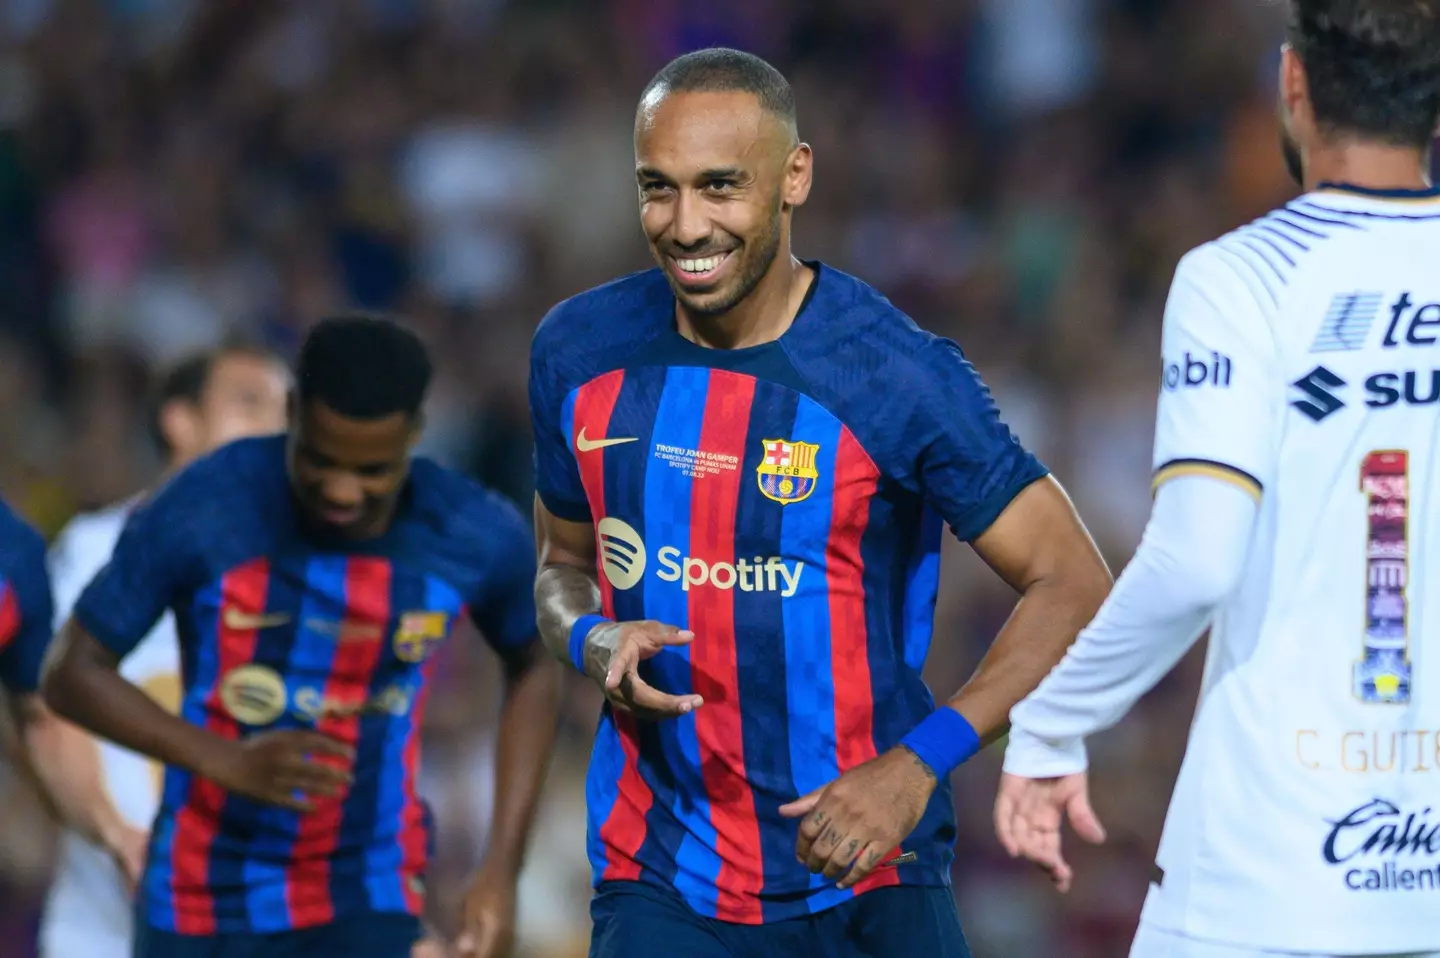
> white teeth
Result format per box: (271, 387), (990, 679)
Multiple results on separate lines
(678, 254), (724, 273)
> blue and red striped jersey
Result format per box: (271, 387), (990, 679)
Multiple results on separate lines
(530, 264), (1048, 923)
(72, 435), (537, 936)
(0, 498), (54, 694)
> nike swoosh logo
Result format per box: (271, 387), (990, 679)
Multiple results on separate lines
(223, 608), (292, 631)
(576, 428), (638, 453)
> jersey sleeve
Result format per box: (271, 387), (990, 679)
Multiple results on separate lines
(0, 530), (55, 694)
(529, 311), (591, 522)
(1151, 244), (1281, 499)
(72, 479), (200, 658)
(911, 339), (1050, 541)
(467, 495), (539, 651)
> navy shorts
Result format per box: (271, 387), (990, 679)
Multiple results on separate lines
(589, 880), (971, 958)
(133, 912), (422, 958)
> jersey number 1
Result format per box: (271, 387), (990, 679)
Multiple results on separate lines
(1356, 450), (1411, 704)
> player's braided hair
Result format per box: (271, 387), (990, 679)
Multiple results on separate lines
(296, 313), (432, 420)
(639, 47), (797, 134)
(1288, 0), (1440, 149)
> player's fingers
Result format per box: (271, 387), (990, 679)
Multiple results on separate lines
(994, 789), (1020, 857)
(804, 811), (849, 873)
(779, 787), (824, 820)
(292, 731), (357, 763)
(623, 674), (702, 716)
(820, 834), (866, 881)
(605, 641), (639, 690)
(1066, 788), (1107, 845)
(837, 840), (886, 890)
(286, 765), (350, 797)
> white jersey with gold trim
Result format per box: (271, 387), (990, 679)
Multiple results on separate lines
(39, 500), (181, 958)
(1138, 184), (1440, 954)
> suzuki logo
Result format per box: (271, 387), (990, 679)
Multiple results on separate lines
(1291, 366), (1347, 422)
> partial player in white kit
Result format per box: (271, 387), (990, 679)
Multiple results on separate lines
(32, 345), (288, 958)
(994, 1), (1440, 957)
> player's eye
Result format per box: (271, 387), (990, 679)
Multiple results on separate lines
(704, 179), (736, 193)
(639, 181), (670, 196)
(355, 463), (394, 478)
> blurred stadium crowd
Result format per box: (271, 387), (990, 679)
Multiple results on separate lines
(0, 0), (1400, 955)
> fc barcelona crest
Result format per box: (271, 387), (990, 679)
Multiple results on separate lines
(757, 438), (820, 504)
(393, 611), (449, 663)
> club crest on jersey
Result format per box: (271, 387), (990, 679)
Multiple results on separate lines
(393, 611), (448, 663)
(757, 438), (820, 504)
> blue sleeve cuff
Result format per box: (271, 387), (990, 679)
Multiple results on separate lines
(900, 706), (982, 779)
(72, 603), (143, 660)
(538, 487), (593, 524)
(569, 614), (609, 672)
(949, 458), (1049, 542)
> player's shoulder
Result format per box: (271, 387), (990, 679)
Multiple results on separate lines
(407, 458), (528, 547)
(157, 435), (285, 509)
(0, 498), (47, 575)
(787, 263), (968, 395)
(531, 269), (672, 382)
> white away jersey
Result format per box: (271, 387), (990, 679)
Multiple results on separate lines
(1143, 184), (1440, 954)
(39, 500), (180, 958)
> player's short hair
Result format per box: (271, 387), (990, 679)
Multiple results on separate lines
(295, 313), (432, 421)
(639, 47), (797, 135)
(1287, 0), (1440, 149)
(148, 341), (283, 456)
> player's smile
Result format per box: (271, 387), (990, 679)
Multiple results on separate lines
(667, 249), (734, 289)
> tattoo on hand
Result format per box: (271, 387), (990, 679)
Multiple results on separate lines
(847, 839), (858, 859)
(822, 825), (841, 846)
(866, 848), (882, 867)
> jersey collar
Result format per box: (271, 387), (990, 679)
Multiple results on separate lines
(1314, 180), (1440, 201)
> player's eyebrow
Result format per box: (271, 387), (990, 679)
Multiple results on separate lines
(636, 166), (748, 184)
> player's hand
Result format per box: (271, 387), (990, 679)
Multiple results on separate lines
(583, 619), (703, 721)
(103, 819), (149, 896)
(454, 868), (517, 958)
(779, 746), (937, 890)
(210, 730), (355, 812)
(993, 771), (1106, 894)
(410, 931), (451, 958)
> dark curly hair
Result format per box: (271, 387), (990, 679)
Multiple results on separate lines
(1287, 0), (1440, 148)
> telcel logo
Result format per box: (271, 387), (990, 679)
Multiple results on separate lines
(596, 516), (804, 596)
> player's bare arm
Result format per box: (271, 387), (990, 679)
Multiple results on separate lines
(455, 636), (561, 958)
(43, 619), (353, 813)
(12, 694), (149, 891)
(783, 476), (1111, 889)
(534, 496), (702, 719)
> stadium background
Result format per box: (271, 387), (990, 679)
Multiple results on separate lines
(1, 2), (1433, 956)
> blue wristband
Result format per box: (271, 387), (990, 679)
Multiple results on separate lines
(569, 615), (610, 672)
(900, 707), (981, 779)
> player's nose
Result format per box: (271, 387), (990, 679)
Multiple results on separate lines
(671, 190), (711, 248)
(321, 473), (364, 508)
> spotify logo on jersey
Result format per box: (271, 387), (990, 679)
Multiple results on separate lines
(597, 517), (646, 590)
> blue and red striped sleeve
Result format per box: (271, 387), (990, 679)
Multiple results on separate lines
(529, 304), (591, 523)
(464, 493), (539, 651)
(910, 339), (1048, 541)
(73, 468), (202, 658)
(0, 526), (54, 694)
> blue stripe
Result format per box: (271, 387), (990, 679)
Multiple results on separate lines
(902, 507), (942, 672)
(1301, 201), (1440, 221)
(729, 383), (800, 917)
(1236, 237), (1288, 282)
(1256, 222), (1308, 252)
(779, 399), (842, 900)
(242, 556), (343, 928)
(1214, 243), (1279, 305)
(145, 582), (225, 929)
(641, 366), (723, 916)
(1243, 229), (1296, 267)
(1267, 213), (1326, 239)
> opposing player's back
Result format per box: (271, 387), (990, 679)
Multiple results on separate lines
(1142, 184), (1440, 951)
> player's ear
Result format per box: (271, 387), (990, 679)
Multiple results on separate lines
(407, 410), (425, 450)
(1278, 44), (1312, 135)
(782, 142), (813, 210)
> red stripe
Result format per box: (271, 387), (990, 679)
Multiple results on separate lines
(0, 584), (19, 652)
(398, 654), (437, 914)
(824, 429), (899, 893)
(571, 371), (653, 881)
(284, 558), (391, 927)
(571, 371), (625, 619)
(687, 370), (763, 921)
(171, 560), (270, 934)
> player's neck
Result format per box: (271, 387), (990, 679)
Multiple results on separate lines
(676, 255), (813, 350)
(1303, 141), (1433, 195)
